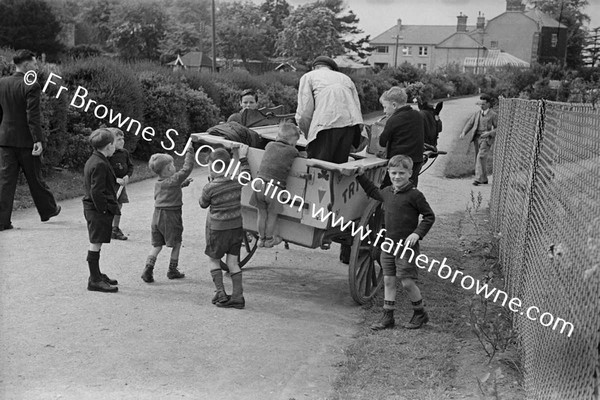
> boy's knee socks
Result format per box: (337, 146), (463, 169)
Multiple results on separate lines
(231, 271), (243, 297)
(87, 250), (101, 281)
(145, 255), (157, 268)
(210, 269), (225, 292)
(411, 299), (425, 314)
(168, 258), (178, 271)
(383, 300), (395, 310)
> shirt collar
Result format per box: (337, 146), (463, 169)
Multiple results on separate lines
(481, 109), (489, 116)
(391, 181), (414, 193)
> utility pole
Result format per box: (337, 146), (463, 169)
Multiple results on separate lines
(211, 0), (217, 73)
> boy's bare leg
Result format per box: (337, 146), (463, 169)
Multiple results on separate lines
(265, 212), (279, 238)
(257, 208), (268, 239)
(112, 204), (122, 228)
(209, 257), (228, 304)
(167, 243), (185, 279)
(401, 278), (429, 329)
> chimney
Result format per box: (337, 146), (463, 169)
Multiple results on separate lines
(506, 0), (525, 12)
(476, 12), (485, 30)
(456, 12), (468, 32)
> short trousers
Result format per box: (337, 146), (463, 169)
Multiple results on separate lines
(84, 209), (113, 244)
(380, 242), (420, 279)
(249, 182), (285, 214)
(116, 185), (129, 204)
(151, 208), (183, 247)
(205, 226), (243, 259)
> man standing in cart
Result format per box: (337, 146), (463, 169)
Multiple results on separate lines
(295, 56), (364, 164)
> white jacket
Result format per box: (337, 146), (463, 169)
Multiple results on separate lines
(295, 68), (364, 144)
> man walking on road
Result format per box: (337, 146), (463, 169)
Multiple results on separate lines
(0, 49), (60, 230)
(459, 93), (498, 185)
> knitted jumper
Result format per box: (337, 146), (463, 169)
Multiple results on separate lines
(200, 158), (250, 230)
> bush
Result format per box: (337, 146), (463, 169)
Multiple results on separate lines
(61, 57), (144, 159)
(263, 81), (297, 114)
(133, 71), (220, 159)
(352, 77), (381, 113)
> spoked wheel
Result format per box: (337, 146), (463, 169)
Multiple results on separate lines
(220, 230), (259, 271)
(348, 199), (384, 304)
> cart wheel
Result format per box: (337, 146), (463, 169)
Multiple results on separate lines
(220, 230), (259, 272)
(348, 199), (384, 304)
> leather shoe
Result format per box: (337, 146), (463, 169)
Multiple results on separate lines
(88, 278), (118, 293)
(101, 273), (118, 285)
(0, 223), (14, 231)
(216, 296), (245, 309)
(41, 205), (61, 222)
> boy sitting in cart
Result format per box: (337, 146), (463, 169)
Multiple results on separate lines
(357, 154), (435, 330)
(250, 120), (302, 248)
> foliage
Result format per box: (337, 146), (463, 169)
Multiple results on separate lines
(216, 1), (273, 64)
(260, 0), (291, 56)
(0, 0), (63, 60)
(76, 0), (118, 47)
(309, 0), (372, 59)
(133, 71), (220, 159)
(65, 44), (103, 60)
(527, 0), (590, 68)
(60, 57), (145, 158)
(107, 1), (168, 61)
(160, 0), (211, 57)
(276, 5), (344, 64)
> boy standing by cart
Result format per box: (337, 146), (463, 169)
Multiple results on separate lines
(200, 145), (250, 309)
(357, 154), (435, 330)
(83, 128), (120, 293)
(141, 145), (194, 283)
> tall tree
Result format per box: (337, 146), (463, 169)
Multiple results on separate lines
(78, 0), (119, 46)
(310, 0), (371, 59)
(108, 1), (168, 60)
(528, 0), (590, 68)
(215, 1), (272, 65)
(260, 0), (290, 56)
(160, 0), (212, 57)
(0, 0), (63, 59)
(276, 5), (344, 64)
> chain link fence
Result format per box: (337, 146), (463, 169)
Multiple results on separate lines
(490, 98), (600, 399)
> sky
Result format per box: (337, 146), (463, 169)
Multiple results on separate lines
(277, 0), (600, 39)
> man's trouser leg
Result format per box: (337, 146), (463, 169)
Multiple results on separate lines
(17, 148), (58, 219)
(0, 147), (20, 227)
(475, 138), (491, 183)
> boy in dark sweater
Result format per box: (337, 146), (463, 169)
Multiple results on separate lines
(141, 145), (194, 283)
(83, 128), (120, 293)
(107, 128), (133, 240)
(378, 87), (425, 187)
(251, 121), (301, 248)
(357, 154), (435, 330)
(200, 145), (250, 309)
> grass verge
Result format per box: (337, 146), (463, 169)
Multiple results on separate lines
(329, 207), (524, 400)
(442, 137), (494, 179)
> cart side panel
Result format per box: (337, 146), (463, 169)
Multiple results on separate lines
(330, 166), (387, 222)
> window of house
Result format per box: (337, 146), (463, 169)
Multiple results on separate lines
(402, 46), (412, 56)
(418, 46), (428, 56)
(417, 63), (427, 70)
(490, 40), (498, 49)
(374, 62), (388, 69)
(551, 33), (558, 47)
(375, 46), (389, 53)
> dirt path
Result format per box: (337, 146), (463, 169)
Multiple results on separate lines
(0, 96), (489, 400)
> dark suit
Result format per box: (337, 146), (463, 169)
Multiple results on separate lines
(0, 71), (58, 226)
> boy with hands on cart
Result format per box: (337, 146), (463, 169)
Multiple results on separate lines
(356, 154), (435, 330)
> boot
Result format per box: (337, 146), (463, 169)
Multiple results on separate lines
(404, 310), (429, 329)
(370, 309), (395, 331)
(141, 266), (154, 283)
(210, 269), (229, 304)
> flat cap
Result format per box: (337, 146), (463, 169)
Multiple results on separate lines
(312, 56), (338, 71)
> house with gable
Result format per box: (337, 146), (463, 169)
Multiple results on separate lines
(368, 0), (567, 72)
(167, 51), (215, 72)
